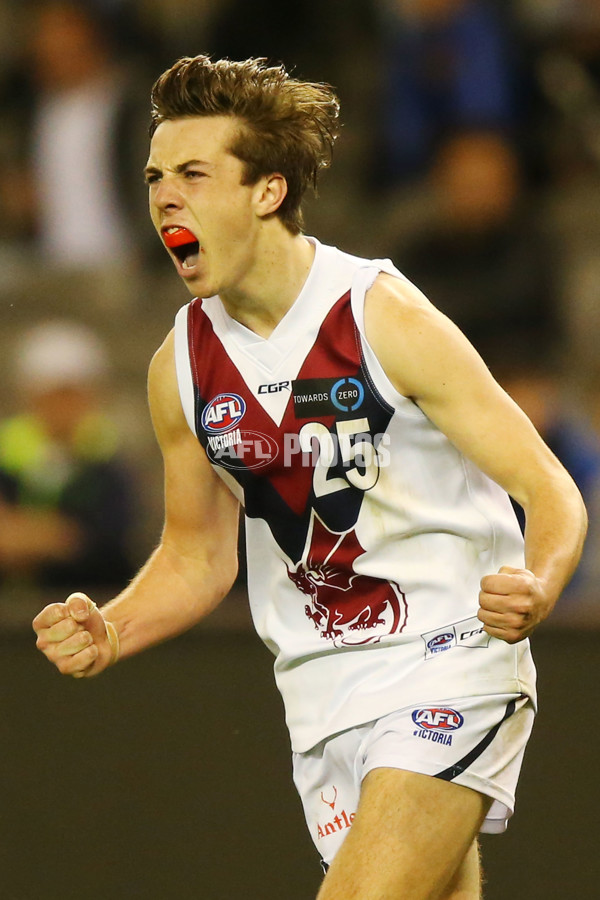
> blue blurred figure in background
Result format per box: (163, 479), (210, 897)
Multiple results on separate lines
(373, 0), (518, 186)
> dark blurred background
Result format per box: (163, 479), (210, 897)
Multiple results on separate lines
(1, 1), (599, 896)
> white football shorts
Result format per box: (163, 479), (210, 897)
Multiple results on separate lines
(292, 692), (535, 866)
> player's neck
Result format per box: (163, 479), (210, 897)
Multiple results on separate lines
(219, 231), (315, 339)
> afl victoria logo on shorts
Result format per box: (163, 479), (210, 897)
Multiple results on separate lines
(411, 708), (464, 731)
(411, 707), (464, 746)
(201, 393), (246, 433)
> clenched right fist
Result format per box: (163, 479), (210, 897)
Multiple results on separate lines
(33, 592), (119, 678)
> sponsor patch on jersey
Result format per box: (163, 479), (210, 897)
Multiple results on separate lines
(421, 616), (490, 660)
(411, 707), (464, 746)
(258, 380), (291, 394)
(425, 632), (456, 655)
(292, 376), (365, 418)
(201, 393), (246, 434)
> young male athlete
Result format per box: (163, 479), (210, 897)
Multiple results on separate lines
(33, 56), (587, 899)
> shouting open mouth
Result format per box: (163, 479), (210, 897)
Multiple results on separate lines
(162, 226), (201, 276)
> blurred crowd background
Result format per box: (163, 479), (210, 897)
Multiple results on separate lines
(2, 4), (600, 898)
(1, 0), (600, 627)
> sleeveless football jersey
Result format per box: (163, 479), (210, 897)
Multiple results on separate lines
(174, 237), (537, 752)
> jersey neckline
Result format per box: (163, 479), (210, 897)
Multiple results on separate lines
(203, 236), (322, 352)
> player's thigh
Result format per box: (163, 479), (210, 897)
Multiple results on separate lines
(316, 766), (490, 900)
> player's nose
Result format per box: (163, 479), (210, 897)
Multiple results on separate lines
(153, 175), (184, 212)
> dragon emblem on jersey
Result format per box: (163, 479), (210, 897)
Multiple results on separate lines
(287, 513), (407, 647)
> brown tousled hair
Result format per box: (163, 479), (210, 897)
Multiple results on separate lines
(149, 55), (341, 234)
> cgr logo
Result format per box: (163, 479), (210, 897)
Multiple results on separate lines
(411, 708), (464, 731)
(258, 381), (291, 394)
(201, 393), (246, 434)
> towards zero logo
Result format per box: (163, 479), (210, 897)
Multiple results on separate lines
(201, 393), (246, 433)
(331, 377), (364, 412)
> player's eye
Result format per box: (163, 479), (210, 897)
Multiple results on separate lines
(144, 172), (161, 185)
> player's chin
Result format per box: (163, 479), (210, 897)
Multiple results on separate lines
(180, 271), (216, 300)
(180, 278), (206, 300)
(173, 260), (205, 292)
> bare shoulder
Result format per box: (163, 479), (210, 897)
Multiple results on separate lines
(366, 270), (433, 317)
(147, 329), (187, 442)
(364, 272), (479, 400)
(365, 271), (463, 346)
(148, 328), (176, 387)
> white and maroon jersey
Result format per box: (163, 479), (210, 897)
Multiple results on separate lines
(174, 238), (537, 753)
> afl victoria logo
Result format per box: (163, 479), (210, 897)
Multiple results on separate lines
(201, 393), (246, 433)
(427, 633), (454, 652)
(411, 708), (464, 731)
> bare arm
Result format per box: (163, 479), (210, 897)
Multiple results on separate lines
(364, 273), (588, 643)
(33, 329), (240, 675)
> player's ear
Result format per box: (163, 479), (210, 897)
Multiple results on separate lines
(254, 173), (288, 218)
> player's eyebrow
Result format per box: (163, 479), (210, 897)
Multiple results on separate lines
(143, 159), (213, 181)
(175, 159), (213, 172)
(143, 165), (161, 182)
